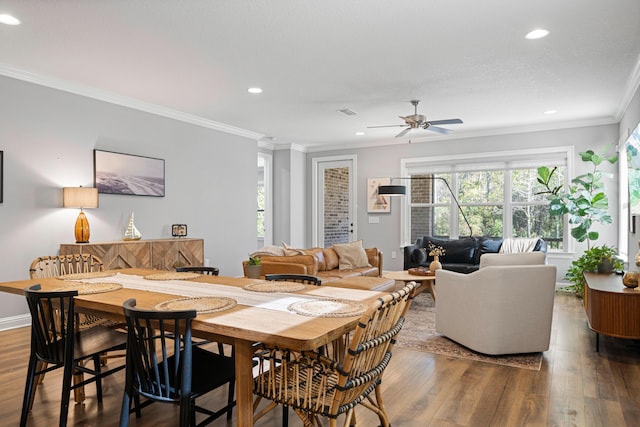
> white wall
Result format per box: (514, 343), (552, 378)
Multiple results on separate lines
(0, 76), (258, 327)
(621, 84), (640, 264)
(307, 124), (620, 279)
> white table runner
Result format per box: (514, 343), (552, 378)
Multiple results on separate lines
(75, 273), (315, 313)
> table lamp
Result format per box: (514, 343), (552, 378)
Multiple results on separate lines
(63, 186), (98, 243)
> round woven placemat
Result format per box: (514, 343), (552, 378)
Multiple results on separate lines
(288, 298), (367, 318)
(57, 271), (116, 280)
(143, 272), (201, 281)
(243, 281), (306, 293)
(54, 282), (123, 295)
(154, 296), (237, 314)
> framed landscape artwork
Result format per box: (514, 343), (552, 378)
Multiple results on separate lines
(367, 177), (390, 213)
(94, 149), (165, 197)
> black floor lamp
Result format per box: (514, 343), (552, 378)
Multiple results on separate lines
(378, 176), (473, 236)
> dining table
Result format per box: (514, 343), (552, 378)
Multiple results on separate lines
(0, 268), (388, 427)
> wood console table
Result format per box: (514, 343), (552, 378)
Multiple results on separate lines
(60, 238), (204, 270)
(583, 272), (640, 351)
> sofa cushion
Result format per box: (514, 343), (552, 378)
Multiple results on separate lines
(476, 237), (503, 263)
(317, 270), (362, 279)
(333, 240), (371, 270)
(303, 248), (326, 271)
(422, 236), (478, 264)
(322, 248), (339, 271)
(411, 247), (428, 265)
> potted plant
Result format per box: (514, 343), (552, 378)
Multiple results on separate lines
(246, 254), (262, 278)
(564, 244), (623, 296)
(537, 146), (619, 296)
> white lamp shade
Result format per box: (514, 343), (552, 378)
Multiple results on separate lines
(63, 187), (98, 209)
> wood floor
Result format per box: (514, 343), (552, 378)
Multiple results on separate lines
(2, 292), (639, 427)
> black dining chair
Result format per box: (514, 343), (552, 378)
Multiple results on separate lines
(176, 266), (220, 276)
(265, 274), (321, 286)
(21, 284), (127, 427)
(119, 298), (236, 427)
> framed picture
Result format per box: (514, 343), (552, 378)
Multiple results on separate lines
(0, 150), (3, 203)
(172, 224), (188, 237)
(94, 149), (165, 197)
(367, 177), (390, 213)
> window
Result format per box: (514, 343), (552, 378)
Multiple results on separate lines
(403, 147), (570, 251)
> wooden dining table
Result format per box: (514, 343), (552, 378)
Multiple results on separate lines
(0, 268), (387, 427)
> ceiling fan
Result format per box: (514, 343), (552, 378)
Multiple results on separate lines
(368, 100), (463, 137)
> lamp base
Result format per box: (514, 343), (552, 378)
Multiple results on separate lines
(74, 211), (90, 243)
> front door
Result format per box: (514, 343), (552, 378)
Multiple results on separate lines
(312, 155), (357, 247)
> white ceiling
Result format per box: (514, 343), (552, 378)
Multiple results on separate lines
(2, 0), (640, 151)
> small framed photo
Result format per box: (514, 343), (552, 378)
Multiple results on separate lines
(172, 224), (187, 237)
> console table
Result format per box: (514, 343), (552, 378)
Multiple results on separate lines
(583, 272), (640, 352)
(60, 238), (204, 271)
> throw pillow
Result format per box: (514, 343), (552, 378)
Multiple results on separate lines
(250, 245), (285, 257)
(303, 248), (326, 271)
(332, 240), (371, 270)
(411, 247), (428, 265)
(282, 242), (305, 256)
(322, 247), (339, 270)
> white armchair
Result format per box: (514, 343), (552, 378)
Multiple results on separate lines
(435, 252), (556, 355)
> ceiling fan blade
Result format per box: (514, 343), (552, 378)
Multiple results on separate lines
(426, 125), (453, 134)
(400, 115), (418, 126)
(396, 127), (412, 138)
(367, 124), (408, 128)
(428, 118), (463, 125)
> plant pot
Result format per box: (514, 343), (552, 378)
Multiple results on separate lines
(246, 264), (262, 279)
(597, 259), (614, 274)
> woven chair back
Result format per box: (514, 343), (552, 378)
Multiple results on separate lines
(29, 254), (104, 279)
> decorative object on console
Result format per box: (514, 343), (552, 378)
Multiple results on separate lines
(63, 186), (99, 243)
(171, 224), (187, 237)
(378, 175), (473, 236)
(622, 271), (639, 288)
(123, 212), (142, 241)
(367, 177), (390, 213)
(94, 149), (165, 197)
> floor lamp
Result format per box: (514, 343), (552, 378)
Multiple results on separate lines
(378, 176), (473, 236)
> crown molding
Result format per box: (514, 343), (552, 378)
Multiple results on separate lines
(0, 64), (264, 141)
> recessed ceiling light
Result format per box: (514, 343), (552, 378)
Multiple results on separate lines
(525, 29), (549, 40)
(544, 109), (558, 115)
(0, 14), (20, 25)
(355, 131), (365, 136)
(248, 87), (263, 94)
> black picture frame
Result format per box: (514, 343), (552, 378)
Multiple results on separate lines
(0, 150), (3, 203)
(172, 224), (188, 237)
(94, 149), (165, 197)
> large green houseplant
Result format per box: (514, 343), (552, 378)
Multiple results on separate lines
(537, 147), (619, 296)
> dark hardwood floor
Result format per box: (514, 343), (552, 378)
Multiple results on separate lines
(2, 292), (639, 426)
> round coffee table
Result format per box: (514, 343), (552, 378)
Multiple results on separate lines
(382, 270), (436, 300)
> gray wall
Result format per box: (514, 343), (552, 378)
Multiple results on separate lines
(0, 76), (257, 327)
(307, 124), (621, 278)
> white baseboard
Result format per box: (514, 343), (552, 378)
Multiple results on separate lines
(0, 314), (31, 331)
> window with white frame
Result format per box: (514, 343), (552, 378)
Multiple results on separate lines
(403, 147), (571, 251)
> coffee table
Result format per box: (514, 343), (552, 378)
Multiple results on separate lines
(383, 270), (436, 300)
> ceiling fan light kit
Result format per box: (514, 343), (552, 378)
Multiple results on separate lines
(368, 100), (463, 137)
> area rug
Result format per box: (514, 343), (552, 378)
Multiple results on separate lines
(394, 291), (543, 370)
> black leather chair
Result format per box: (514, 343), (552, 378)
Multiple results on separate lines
(21, 284), (127, 427)
(265, 274), (321, 286)
(119, 298), (236, 427)
(176, 266), (220, 276)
